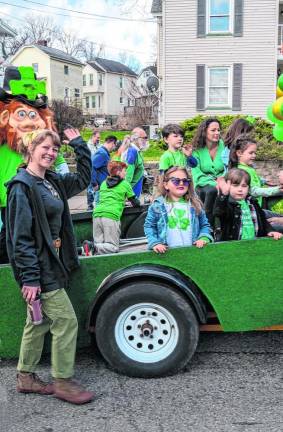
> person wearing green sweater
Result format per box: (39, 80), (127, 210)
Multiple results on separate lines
(191, 118), (225, 226)
(229, 135), (283, 232)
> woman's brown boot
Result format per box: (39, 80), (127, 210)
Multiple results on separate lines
(54, 378), (94, 404)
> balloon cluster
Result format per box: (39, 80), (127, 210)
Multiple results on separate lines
(267, 74), (283, 141)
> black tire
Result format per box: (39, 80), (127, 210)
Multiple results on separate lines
(95, 281), (199, 378)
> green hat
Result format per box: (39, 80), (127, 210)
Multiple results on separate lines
(0, 65), (47, 108)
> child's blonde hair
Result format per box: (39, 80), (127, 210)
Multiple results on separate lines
(159, 166), (203, 214)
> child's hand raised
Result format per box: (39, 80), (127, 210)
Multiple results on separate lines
(268, 231), (283, 240)
(153, 244), (167, 253)
(217, 177), (231, 196)
(182, 144), (193, 157)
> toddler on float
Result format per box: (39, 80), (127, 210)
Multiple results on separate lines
(229, 135), (283, 232)
(213, 168), (282, 241)
(144, 166), (213, 253)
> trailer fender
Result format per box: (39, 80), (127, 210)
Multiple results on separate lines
(87, 264), (207, 331)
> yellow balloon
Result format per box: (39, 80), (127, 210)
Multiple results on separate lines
(276, 86), (283, 99)
(272, 97), (283, 120)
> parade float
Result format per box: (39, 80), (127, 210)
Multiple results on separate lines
(0, 67), (283, 378)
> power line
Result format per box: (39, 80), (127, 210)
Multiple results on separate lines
(21, 0), (155, 22)
(0, 9), (26, 23)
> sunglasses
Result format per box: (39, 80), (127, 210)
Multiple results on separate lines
(168, 177), (191, 186)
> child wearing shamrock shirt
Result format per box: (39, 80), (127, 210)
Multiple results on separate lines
(144, 166), (213, 253)
(213, 168), (282, 242)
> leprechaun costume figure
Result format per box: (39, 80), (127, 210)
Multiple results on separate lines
(0, 66), (68, 263)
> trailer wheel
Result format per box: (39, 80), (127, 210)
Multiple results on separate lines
(95, 281), (199, 377)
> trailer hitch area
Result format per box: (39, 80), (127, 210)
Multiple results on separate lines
(140, 320), (154, 338)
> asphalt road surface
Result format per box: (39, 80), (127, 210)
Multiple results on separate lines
(1, 332), (283, 432)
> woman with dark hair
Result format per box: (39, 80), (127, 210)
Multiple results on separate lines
(5, 128), (94, 405)
(222, 118), (254, 172)
(191, 118), (225, 225)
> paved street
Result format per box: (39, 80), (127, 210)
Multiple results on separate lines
(1, 331), (283, 432)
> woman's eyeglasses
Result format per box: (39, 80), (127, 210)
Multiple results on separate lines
(168, 177), (191, 186)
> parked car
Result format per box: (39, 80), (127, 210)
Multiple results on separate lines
(94, 118), (107, 127)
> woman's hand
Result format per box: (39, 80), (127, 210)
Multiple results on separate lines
(268, 231), (283, 240)
(64, 127), (81, 142)
(194, 239), (208, 248)
(153, 244), (167, 253)
(21, 285), (41, 303)
(267, 217), (283, 226)
(182, 144), (193, 157)
(217, 177), (231, 196)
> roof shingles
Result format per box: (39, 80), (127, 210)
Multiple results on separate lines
(35, 45), (83, 66)
(89, 58), (137, 76)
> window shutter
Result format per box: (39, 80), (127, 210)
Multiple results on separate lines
(196, 65), (206, 111)
(197, 0), (206, 37)
(234, 0), (243, 37)
(232, 63), (242, 111)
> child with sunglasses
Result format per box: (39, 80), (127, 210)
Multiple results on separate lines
(144, 166), (213, 253)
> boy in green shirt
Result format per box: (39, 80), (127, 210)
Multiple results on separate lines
(89, 161), (140, 254)
(159, 124), (198, 173)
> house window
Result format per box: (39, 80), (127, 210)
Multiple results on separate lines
(98, 95), (101, 108)
(208, 0), (232, 33)
(83, 75), (86, 86)
(207, 66), (231, 107)
(91, 96), (96, 108)
(120, 96), (124, 104)
(89, 74), (93, 86)
(64, 87), (69, 98)
(98, 74), (103, 86)
(32, 63), (38, 73)
(85, 96), (90, 109)
(64, 65), (69, 75)
(119, 76), (123, 89)
(144, 70), (150, 77)
(74, 88), (80, 98)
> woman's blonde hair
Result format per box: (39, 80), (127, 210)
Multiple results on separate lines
(159, 166), (203, 214)
(20, 129), (61, 162)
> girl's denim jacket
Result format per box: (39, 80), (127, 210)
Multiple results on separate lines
(144, 196), (213, 250)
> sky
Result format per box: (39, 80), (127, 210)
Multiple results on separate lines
(0, 0), (157, 71)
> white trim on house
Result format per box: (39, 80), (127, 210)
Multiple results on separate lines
(206, 65), (232, 108)
(207, 0), (234, 35)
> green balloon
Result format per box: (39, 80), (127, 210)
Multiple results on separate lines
(278, 74), (283, 91)
(266, 104), (280, 124)
(273, 124), (283, 141)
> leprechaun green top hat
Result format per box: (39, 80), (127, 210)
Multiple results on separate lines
(0, 65), (48, 108)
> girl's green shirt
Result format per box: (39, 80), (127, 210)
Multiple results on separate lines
(192, 139), (225, 188)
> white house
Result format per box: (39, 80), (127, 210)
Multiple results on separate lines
(137, 65), (158, 91)
(82, 58), (137, 118)
(152, 0), (282, 125)
(11, 43), (84, 103)
(0, 19), (17, 86)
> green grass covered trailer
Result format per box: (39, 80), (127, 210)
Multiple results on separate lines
(1, 218), (283, 377)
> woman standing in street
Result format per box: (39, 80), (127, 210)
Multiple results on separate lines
(5, 127), (94, 405)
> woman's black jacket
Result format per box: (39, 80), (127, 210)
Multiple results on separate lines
(5, 136), (91, 292)
(213, 194), (273, 241)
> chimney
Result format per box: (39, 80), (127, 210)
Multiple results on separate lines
(37, 40), (48, 47)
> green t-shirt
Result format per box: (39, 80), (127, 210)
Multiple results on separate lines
(192, 140), (225, 188)
(238, 163), (262, 206)
(239, 200), (255, 240)
(159, 150), (187, 171)
(93, 179), (135, 221)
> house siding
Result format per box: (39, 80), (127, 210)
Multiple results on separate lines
(160, 0), (278, 125)
(50, 59), (83, 101)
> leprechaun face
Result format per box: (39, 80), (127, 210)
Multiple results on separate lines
(0, 100), (54, 151)
(9, 104), (47, 137)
